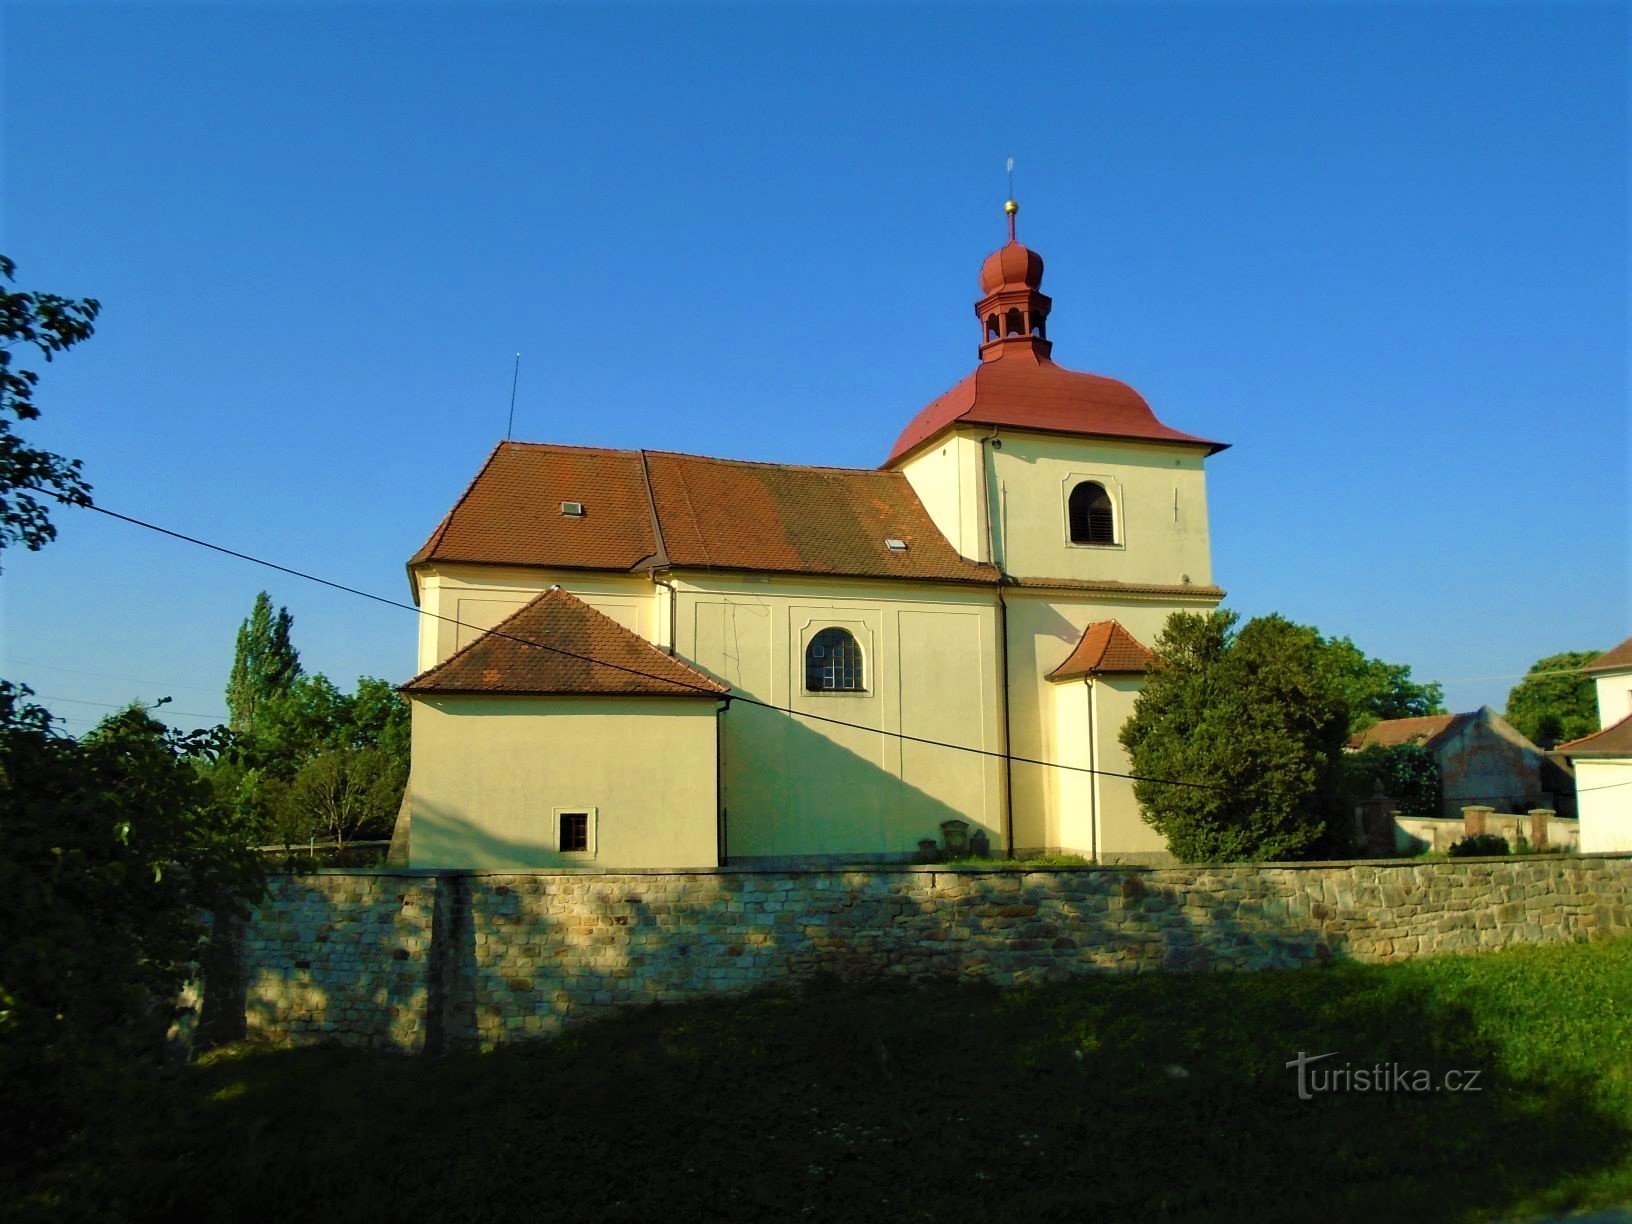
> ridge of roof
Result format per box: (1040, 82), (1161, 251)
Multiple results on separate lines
(503, 438), (899, 478)
(636, 449), (671, 569)
(402, 586), (728, 698)
(1558, 712), (1632, 759)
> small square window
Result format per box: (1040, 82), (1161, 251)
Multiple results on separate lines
(559, 811), (590, 853)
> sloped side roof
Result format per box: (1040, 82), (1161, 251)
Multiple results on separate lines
(642, 450), (988, 580)
(410, 443), (656, 571)
(1585, 635), (1632, 675)
(885, 349), (1227, 467)
(410, 441), (996, 584)
(1558, 714), (1632, 760)
(402, 587), (727, 698)
(1046, 620), (1154, 681)
(1347, 713), (1467, 751)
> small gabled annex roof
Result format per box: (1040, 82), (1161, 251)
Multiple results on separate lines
(1046, 620), (1154, 681)
(402, 587), (728, 699)
(1558, 714), (1632, 760)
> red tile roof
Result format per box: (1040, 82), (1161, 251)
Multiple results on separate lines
(411, 441), (997, 584)
(1347, 713), (1467, 751)
(1046, 620), (1154, 681)
(1585, 635), (1632, 674)
(1558, 713), (1632, 759)
(884, 347), (1228, 467)
(410, 444), (656, 572)
(402, 587), (728, 698)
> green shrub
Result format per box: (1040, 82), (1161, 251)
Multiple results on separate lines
(1342, 743), (1442, 817)
(1448, 833), (1510, 858)
(0, 683), (263, 1165)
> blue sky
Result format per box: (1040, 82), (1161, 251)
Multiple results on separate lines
(2, 1), (1626, 735)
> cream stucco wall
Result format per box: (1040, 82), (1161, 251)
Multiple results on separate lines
(1577, 760), (1632, 853)
(407, 695), (719, 870)
(670, 572), (1006, 860)
(896, 433), (989, 562)
(1006, 590), (1219, 855)
(897, 426), (1213, 587)
(1088, 676), (1168, 863)
(413, 564), (658, 673)
(1596, 672), (1632, 731)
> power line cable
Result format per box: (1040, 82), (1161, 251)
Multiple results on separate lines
(55, 494), (1256, 795)
(31, 693), (230, 721)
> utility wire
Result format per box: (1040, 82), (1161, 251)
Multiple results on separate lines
(31, 693), (230, 722)
(56, 494), (1255, 795)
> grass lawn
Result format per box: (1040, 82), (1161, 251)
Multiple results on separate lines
(12, 937), (1632, 1223)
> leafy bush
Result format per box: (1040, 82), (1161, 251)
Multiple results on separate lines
(1119, 611), (1350, 862)
(1342, 743), (1443, 816)
(1448, 833), (1510, 858)
(0, 683), (263, 1165)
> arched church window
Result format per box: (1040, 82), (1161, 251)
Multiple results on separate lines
(1031, 310), (1046, 338)
(986, 314), (1000, 340)
(1068, 481), (1116, 545)
(805, 627), (865, 692)
(1005, 308), (1024, 337)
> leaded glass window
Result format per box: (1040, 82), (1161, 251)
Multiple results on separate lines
(805, 628), (864, 692)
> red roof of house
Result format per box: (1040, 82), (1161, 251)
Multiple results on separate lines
(401, 586), (728, 698)
(1585, 635), (1632, 674)
(411, 441), (997, 585)
(1046, 620), (1154, 681)
(883, 346), (1228, 466)
(1347, 713), (1468, 751)
(1558, 713), (1632, 759)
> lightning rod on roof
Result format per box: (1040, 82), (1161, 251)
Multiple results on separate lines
(505, 352), (521, 440)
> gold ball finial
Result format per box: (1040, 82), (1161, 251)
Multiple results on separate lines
(1004, 199), (1019, 215)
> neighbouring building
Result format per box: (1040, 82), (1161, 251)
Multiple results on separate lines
(395, 201), (1229, 870)
(1562, 635), (1632, 852)
(1347, 707), (1573, 818)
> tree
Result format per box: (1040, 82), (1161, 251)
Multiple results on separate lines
(1309, 633), (1445, 733)
(225, 591), (301, 736)
(1342, 742), (1442, 816)
(1119, 611), (1351, 862)
(256, 672), (347, 764)
(347, 675), (411, 760)
(1505, 651), (1602, 748)
(0, 255), (100, 565)
(0, 684), (262, 1159)
(284, 747), (406, 849)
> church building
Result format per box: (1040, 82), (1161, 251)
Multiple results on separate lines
(395, 201), (1228, 869)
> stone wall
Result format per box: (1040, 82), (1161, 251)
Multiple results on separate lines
(207, 856), (1632, 1054)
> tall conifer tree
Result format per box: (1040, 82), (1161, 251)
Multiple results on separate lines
(226, 592), (301, 735)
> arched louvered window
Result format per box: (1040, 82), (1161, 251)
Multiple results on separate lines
(1068, 481), (1116, 545)
(805, 627), (865, 692)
